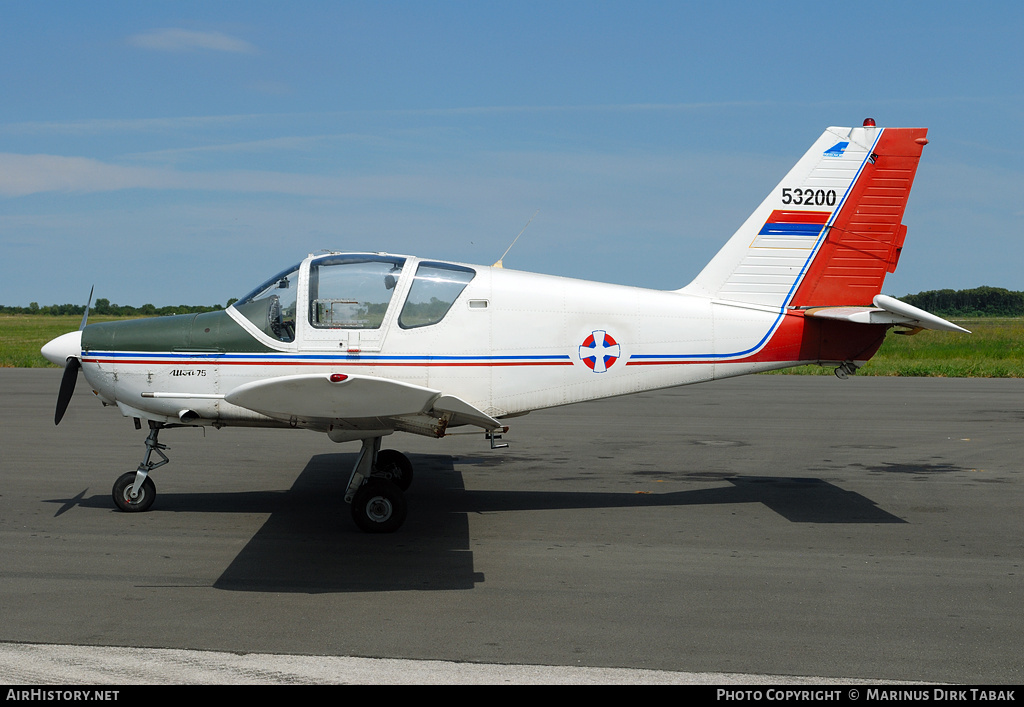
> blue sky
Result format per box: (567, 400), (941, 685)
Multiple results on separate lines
(1, 1), (1021, 307)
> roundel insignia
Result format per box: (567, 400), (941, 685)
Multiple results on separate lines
(578, 330), (621, 373)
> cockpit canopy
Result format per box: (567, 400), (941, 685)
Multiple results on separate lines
(398, 261), (475, 329)
(309, 255), (406, 330)
(234, 263), (300, 342)
(232, 254), (477, 344)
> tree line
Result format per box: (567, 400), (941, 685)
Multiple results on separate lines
(899, 287), (1024, 317)
(3, 288), (1023, 318)
(0, 297), (238, 317)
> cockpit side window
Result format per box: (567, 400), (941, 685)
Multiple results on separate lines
(309, 255), (406, 329)
(398, 262), (476, 329)
(233, 263), (300, 342)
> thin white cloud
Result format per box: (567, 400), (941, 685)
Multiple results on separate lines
(0, 154), (173, 196)
(0, 153), (502, 200)
(122, 135), (356, 162)
(127, 28), (257, 54)
(0, 114), (269, 136)
(0, 102), (780, 137)
(0, 150), (776, 230)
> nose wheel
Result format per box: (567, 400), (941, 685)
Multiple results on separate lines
(111, 422), (168, 513)
(112, 472), (156, 512)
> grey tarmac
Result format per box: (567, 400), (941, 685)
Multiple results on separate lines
(1, 369), (1021, 684)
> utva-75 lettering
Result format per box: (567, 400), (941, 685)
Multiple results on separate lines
(170, 369), (206, 377)
(781, 188), (836, 206)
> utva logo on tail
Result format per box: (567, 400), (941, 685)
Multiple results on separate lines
(42, 119), (967, 533)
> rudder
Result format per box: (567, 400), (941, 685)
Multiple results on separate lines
(789, 126), (927, 306)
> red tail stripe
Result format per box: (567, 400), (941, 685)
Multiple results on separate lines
(765, 210), (831, 224)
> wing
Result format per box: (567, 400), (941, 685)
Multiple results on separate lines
(224, 372), (501, 435)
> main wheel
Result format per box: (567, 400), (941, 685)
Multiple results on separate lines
(374, 449), (414, 491)
(112, 472), (156, 512)
(351, 478), (407, 533)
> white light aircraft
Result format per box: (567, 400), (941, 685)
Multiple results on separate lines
(42, 120), (967, 532)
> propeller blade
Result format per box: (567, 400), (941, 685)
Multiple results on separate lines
(79, 285), (94, 331)
(55, 357), (81, 425)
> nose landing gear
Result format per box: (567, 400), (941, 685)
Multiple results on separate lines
(111, 422), (168, 513)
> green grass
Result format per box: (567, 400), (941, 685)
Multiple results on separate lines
(0, 315), (138, 368)
(3, 315), (1020, 376)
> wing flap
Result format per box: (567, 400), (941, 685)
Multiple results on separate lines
(432, 394), (502, 430)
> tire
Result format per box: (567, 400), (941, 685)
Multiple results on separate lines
(351, 478), (407, 533)
(112, 472), (156, 512)
(374, 449), (414, 491)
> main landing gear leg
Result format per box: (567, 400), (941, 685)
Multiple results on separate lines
(112, 422), (168, 512)
(344, 436), (409, 533)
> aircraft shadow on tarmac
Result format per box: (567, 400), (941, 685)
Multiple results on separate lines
(215, 452), (907, 594)
(51, 453), (906, 594)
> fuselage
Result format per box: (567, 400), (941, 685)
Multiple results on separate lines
(70, 251), (887, 437)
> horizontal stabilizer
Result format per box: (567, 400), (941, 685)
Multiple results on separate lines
(804, 294), (970, 333)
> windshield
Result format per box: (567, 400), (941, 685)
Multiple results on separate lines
(233, 263), (300, 342)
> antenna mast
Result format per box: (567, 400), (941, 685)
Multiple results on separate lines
(494, 210), (539, 268)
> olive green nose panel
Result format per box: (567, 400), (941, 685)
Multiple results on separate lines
(82, 310), (274, 353)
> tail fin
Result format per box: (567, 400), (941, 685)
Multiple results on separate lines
(683, 123), (928, 308)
